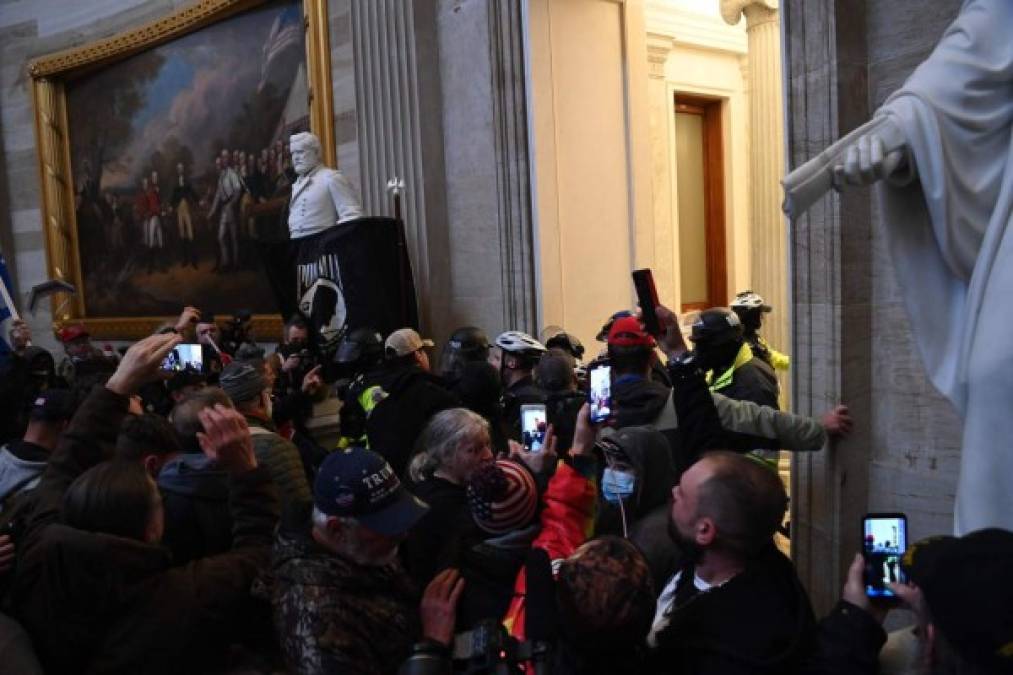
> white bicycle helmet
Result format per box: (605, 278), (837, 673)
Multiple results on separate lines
(494, 330), (547, 357)
(730, 290), (772, 312)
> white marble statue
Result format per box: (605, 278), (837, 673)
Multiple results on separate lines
(783, 0), (1013, 534)
(287, 132), (364, 343)
(288, 132), (363, 238)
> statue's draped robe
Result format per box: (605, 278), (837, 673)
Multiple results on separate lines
(876, 0), (1013, 533)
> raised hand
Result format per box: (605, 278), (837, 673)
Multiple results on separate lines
(570, 404), (597, 458)
(841, 553), (887, 623)
(196, 404), (257, 473)
(174, 306), (201, 335)
(106, 332), (182, 396)
(655, 303), (688, 359)
(507, 426), (558, 476)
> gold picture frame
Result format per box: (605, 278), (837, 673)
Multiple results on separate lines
(29, 0), (335, 340)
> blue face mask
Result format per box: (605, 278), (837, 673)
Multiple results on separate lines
(602, 467), (636, 503)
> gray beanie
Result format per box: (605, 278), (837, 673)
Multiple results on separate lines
(219, 362), (267, 403)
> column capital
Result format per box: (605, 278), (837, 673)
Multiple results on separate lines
(720, 0), (778, 27)
(646, 34), (674, 79)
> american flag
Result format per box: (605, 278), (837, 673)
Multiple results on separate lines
(259, 5), (302, 92)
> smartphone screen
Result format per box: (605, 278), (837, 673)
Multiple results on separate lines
(162, 343), (204, 373)
(863, 513), (907, 599)
(588, 364), (612, 424)
(520, 404), (548, 452)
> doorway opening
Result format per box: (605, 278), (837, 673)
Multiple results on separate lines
(674, 94), (726, 313)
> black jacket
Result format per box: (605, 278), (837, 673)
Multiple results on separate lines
(157, 453), (232, 564)
(453, 524), (540, 631)
(715, 356), (780, 411)
(366, 364), (459, 477)
(401, 477), (475, 588)
(803, 601), (887, 675)
(650, 545), (817, 675)
(612, 375), (670, 428)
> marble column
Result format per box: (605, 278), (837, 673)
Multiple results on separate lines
(720, 0), (788, 366)
(646, 36), (677, 309)
(350, 0), (450, 336)
(782, 0), (874, 616)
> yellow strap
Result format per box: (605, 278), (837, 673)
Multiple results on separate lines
(357, 385), (388, 415)
(709, 343), (754, 392)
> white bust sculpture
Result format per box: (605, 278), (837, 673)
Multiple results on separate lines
(784, 0), (1013, 534)
(287, 131), (363, 239)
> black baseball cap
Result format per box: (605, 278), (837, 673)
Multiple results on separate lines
(901, 528), (1013, 670)
(29, 388), (76, 422)
(313, 447), (429, 537)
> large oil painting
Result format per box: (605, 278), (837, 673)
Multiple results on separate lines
(29, 0), (335, 337)
(65, 0), (306, 318)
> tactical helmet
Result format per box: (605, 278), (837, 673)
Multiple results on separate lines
(334, 327), (385, 368)
(447, 326), (491, 359)
(689, 308), (744, 347)
(439, 326), (491, 381)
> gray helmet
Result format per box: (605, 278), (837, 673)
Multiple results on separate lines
(494, 331), (546, 358)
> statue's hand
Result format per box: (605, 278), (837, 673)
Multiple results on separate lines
(831, 117), (912, 189)
(832, 133), (906, 187)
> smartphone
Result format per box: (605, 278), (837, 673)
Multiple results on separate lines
(588, 363), (612, 424)
(632, 268), (661, 336)
(161, 343), (204, 373)
(862, 512), (908, 600)
(520, 404), (548, 452)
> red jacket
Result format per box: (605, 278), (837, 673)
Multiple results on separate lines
(501, 459), (597, 642)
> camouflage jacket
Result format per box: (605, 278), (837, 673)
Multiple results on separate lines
(269, 526), (421, 675)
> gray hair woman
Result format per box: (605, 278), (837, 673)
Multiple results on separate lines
(403, 408), (495, 587)
(408, 408), (494, 485)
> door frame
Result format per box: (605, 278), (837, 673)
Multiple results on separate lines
(674, 94), (727, 312)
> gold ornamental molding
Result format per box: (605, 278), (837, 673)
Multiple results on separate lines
(28, 0), (335, 339)
(31, 1), (266, 78)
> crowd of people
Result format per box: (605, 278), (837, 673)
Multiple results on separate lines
(0, 294), (1009, 675)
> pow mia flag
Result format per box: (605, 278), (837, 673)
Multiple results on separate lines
(262, 217), (419, 350)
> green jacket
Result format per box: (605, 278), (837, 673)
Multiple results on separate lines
(245, 415), (311, 510)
